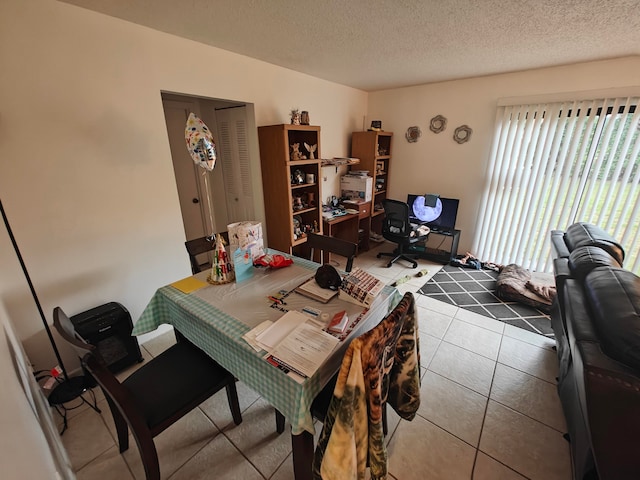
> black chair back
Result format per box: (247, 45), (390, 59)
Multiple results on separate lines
(377, 199), (428, 268)
(381, 199), (412, 242)
(185, 231), (229, 274)
(306, 232), (357, 272)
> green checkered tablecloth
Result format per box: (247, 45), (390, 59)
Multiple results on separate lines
(133, 253), (399, 435)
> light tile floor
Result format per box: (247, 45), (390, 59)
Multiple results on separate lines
(58, 243), (572, 479)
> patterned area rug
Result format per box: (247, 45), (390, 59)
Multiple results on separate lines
(418, 265), (553, 338)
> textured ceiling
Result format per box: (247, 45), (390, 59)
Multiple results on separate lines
(61, 0), (640, 91)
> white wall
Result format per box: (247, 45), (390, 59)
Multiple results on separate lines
(0, 0), (367, 370)
(367, 56), (640, 255)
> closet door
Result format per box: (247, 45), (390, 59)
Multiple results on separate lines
(216, 106), (255, 224)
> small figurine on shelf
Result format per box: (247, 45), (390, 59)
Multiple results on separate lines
(290, 109), (301, 125)
(304, 142), (317, 159)
(290, 143), (306, 160)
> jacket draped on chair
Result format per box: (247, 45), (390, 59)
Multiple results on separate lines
(312, 292), (420, 480)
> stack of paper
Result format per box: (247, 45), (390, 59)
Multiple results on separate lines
(246, 310), (340, 381)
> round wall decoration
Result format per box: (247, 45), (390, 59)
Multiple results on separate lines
(429, 115), (447, 133)
(405, 126), (422, 143)
(453, 125), (473, 144)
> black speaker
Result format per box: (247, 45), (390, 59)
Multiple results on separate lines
(70, 302), (143, 373)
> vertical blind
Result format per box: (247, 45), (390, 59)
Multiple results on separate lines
(473, 95), (640, 273)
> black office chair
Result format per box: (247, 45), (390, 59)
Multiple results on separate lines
(306, 232), (358, 272)
(377, 198), (429, 268)
(185, 231), (230, 274)
(53, 307), (242, 480)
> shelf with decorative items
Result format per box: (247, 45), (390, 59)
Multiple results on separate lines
(258, 124), (322, 254)
(350, 130), (393, 241)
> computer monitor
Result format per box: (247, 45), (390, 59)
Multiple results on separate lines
(407, 194), (459, 233)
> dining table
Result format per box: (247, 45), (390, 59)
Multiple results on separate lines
(132, 250), (400, 479)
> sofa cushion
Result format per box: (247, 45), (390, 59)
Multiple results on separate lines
(564, 222), (625, 265)
(568, 246), (622, 280)
(586, 267), (640, 371)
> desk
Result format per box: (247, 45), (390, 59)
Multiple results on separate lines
(409, 228), (461, 264)
(322, 213), (359, 263)
(133, 252), (398, 479)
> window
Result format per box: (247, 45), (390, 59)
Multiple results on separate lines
(473, 96), (640, 273)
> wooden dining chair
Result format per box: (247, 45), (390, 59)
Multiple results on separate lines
(306, 232), (358, 272)
(276, 292), (420, 478)
(53, 306), (242, 480)
(185, 231), (230, 274)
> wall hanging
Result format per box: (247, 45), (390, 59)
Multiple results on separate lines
(405, 126), (421, 143)
(429, 115), (447, 133)
(453, 125), (473, 144)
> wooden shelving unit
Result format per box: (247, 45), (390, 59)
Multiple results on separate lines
(350, 131), (393, 242)
(258, 124), (322, 254)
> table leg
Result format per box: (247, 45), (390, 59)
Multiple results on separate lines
(291, 430), (314, 480)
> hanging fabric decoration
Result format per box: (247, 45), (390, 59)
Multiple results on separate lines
(208, 233), (235, 284)
(185, 112), (217, 171)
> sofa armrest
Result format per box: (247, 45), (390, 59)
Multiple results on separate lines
(550, 229), (570, 258)
(576, 342), (640, 479)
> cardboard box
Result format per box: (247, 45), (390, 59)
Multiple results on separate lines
(341, 175), (373, 202)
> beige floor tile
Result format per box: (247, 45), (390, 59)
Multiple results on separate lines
(498, 336), (558, 383)
(418, 371), (488, 446)
(270, 453), (295, 480)
(61, 405), (115, 471)
(503, 324), (556, 351)
(170, 433), (263, 480)
(429, 341), (496, 396)
(121, 407), (220, 480)
(141, 330), (177, 357)
(199, 380), (260, 429)
(490, 363), (566, 432)
(479, 401), (571, 480)
(387, 415), (475, 480)
(443, 319), (502, 360)
(455, 308), (505, 334)
(384, 404), (402, 445)
(221, 397), (293, 478)
(418, 333), (441, 370)
(473, 452), (527, 480)
(75, 445), (134, 480)
(417, 304), (453, 339)
(416, 295), (459, 317)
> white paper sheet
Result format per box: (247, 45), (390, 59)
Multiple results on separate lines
(269, 323), (340, 378)
(254, 310), (308, 351)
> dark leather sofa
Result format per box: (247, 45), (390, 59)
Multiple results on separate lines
(550, 222), (640, 479)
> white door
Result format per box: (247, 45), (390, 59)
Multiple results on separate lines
(163, 100), (210, 241)
(216, 106), (255, 223)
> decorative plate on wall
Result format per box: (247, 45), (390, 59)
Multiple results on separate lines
(429, 115), (447, 133)
(406, 126), (422, 143)
(453, 125), (473, 144)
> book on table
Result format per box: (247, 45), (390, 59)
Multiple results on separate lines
(339, 267), (384, 307)
(294, 277), (339, 303)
